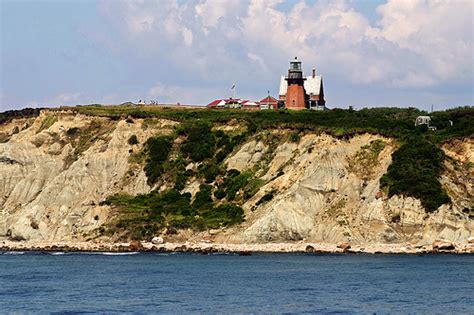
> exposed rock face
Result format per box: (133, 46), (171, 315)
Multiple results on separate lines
(337, 242), (351, 251)
(0, 111), (176, 241)
(0, 111), (472, 246)
(432, 240), (456, 251)
(221, 134), (473, 245)
(226, 140), (267, 172)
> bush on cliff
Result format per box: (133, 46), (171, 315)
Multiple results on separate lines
(221, 170), (253, 201)
(106, 186), (245, 238)
(128, 135), (139, 145)
(63, 104), (474, 143)
(192, 184), (213, 211)
(380, 136), (450, 212)
(201, 204), (244, 228)
(179, 121), (215, 162)
(143, 136), (174, 185)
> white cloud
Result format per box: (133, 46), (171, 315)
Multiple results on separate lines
(195, 0), (245, 31)
(375, 0), (473, 81)
(56, 92), (81, 103)
(182, 27), (194, 47)
(148, 82), (224, 105)
(24, 92), (82, 108)
(91, 0), (473, 106)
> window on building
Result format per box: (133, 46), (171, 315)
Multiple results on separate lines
(290, 62), (302, 71)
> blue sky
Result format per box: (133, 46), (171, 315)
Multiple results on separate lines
(1, 0), (473, 111)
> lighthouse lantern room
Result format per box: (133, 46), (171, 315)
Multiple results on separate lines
(284, 57), (307, 110)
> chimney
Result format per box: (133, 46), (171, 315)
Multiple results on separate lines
(312, 68), (316, 78)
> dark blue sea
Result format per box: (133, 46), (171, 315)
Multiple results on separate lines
(0, 252), (472, 314)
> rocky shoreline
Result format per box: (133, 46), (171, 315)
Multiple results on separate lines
(1, 239), (473, 255)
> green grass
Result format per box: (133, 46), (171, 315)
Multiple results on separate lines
(104, 187), (243, 239)
(59, 105), (425, 138)
(349, 139), (386, 180)
(427, 106), (474, 143)
(220, 170), (254, 201)
(37, 115), (58, 133)
(64, 120), (115, 165)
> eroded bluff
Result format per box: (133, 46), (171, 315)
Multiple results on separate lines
(0, 111), (472, 244)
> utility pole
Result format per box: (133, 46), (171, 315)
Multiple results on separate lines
(231, 84), (236, 99)
(267, 90), (270, 109)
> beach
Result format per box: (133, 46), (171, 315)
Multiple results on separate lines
(2, 239), (473, 254)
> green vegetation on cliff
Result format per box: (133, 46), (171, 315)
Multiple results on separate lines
(63, 105), (424, 138)
(381, 136), (451, 212)
(143, 136), (174, 185)
(72, 105), (471, 237)
(104, 186), (244, 240)
(105, 119), (255, 239)
(3, 104), (469, 238)
(0, 108), (41, 125)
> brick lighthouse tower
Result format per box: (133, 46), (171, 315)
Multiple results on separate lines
(285, 57), (306, 110)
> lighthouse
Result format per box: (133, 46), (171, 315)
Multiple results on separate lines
(285, 57), (307, 110)
(278, 57), (326, 110)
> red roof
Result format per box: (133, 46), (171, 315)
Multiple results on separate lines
(207, 99), (222, 107)
(223, 98), (242, 103)
(259, 96), (278, 104)
(241, 100), (259, 106)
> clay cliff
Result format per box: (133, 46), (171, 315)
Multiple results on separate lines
(0, 110), (472, 245)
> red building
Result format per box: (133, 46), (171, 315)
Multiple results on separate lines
(207, 96), (278, 110)
(259, 96), (278, 110)
(207, 98), (243, 109)
(241, 100), (260, 110)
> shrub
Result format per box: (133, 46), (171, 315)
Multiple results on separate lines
(143, 136), (174, 184)
(174, 171), (188, 191)
(243, 178), (265, 200)
(128, 135), (139, 145)
(380, 136), (450, 212)
(37, 115), (57, 133)
(193, 184), (213, 211)
(200, 162), (222, 183)
(214, 188), (226, 200)
(290, 131), (300, 142)
(222, 171), (253, 201)
(180, 121), (215, 162)
(215, 131), (245, 163)
(0, 107), (41, 125)
(105, 186), (245, 237)
(256, 191), (275, 206)
(227, 169), (241, 177)
(66, 127), (80, 137)
(150, 189), (191, 217)
(202, 204), (244, 228)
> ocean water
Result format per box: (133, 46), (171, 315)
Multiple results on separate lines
(0, 252), (472, 314)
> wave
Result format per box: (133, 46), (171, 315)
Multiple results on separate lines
(2, 251), (25, 255)
(48, 251), (141, 256)
(101, 252), (139, 256)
